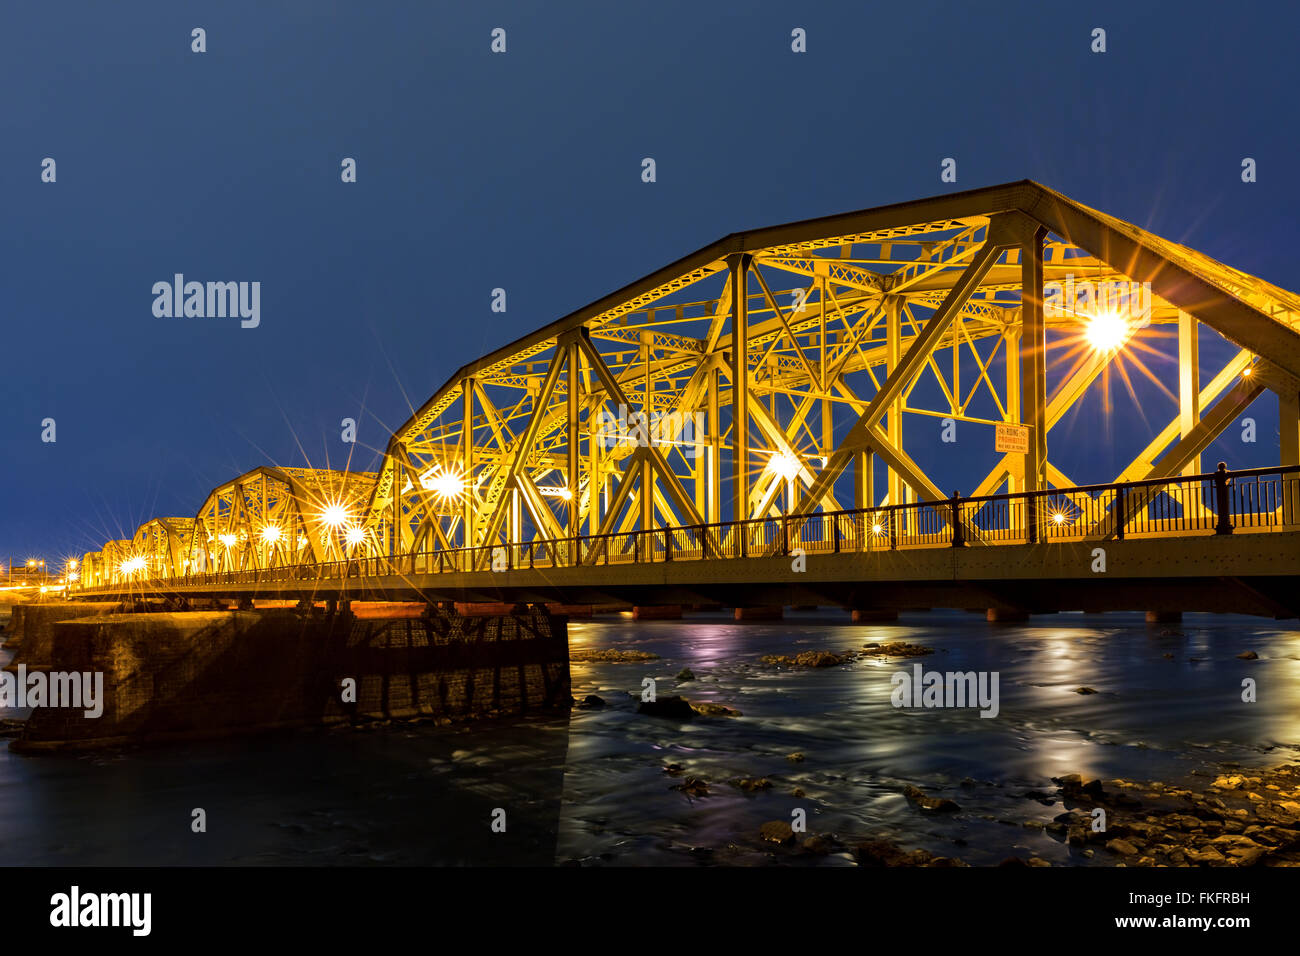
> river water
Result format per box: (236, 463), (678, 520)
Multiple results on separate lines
(0, 608), (1295, 866)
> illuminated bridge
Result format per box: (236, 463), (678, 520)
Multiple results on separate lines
(70, 182), (1300, 619)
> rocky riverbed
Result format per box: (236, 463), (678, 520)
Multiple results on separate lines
(738, 764), (1300, 866)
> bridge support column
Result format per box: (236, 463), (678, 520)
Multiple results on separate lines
(851, 608), (898, 623)
(733, 605), (782, 622)
(1145, 610), (1182, 624)
(986, 607), (1029, 623)
(15, 605), (570, 753)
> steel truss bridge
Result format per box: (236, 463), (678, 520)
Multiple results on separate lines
(71, 182), (1300, 617)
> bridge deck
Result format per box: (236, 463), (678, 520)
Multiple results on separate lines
(72, 467), (1300, 617)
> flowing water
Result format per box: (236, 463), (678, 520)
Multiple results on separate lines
(0, 608), (1295, 866)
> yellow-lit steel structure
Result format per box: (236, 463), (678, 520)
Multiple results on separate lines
(186, 467), (378, 574)
(70, 182), (1300, 607)
(362, 180), (1298, 561)
(131, 518), (195, 580)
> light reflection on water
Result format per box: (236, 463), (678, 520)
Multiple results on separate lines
(0, 609), (1294, 866)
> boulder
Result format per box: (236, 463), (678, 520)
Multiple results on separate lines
(760, 821), (795, 845)
(903, 784), (960, 812)
(637, 696), (696, 719)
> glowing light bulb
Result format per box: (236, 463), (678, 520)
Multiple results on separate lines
(768, 450), (801, 481)
(321, 504), (350, 528)
(421, 465), (465, 501)
(1084, 311), (1129, 352)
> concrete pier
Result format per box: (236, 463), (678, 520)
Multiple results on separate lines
(733, 605), (783, 622)
(986, 607), (1030, 623)
(14, 605), (569, 753)
(851, 609), (900, 623)
(3, 602), (120, 660)
(1145, 610), (1183, 624)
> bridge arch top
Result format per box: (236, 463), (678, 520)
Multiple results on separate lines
(364, 180), (1300, 541)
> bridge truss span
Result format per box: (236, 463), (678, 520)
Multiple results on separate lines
(71, 181), (1300, 615)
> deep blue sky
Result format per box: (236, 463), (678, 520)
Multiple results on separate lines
(2, 0), (1297, 560)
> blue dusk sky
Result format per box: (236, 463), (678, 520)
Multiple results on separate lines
(1, 0), (1297, 559)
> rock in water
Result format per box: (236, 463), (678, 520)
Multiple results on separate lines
(671, 776), (709, 797)
(802, 835), (832, 854)
(571, 648), (660, 662)
(760, 821), (795, 845)
(861, 641), (934, 658)
(903, 784), (960, 812)
(760, 651), (845, 668)
(690, 701), (742, 717)
(637, 696), (696, 719)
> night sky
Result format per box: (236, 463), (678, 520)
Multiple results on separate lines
(2, 1), (1297, 560)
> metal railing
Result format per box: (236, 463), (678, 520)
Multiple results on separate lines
(74, 463), (1300, 592)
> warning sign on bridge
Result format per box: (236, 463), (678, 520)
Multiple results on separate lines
(995, 423), (1029, 454)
